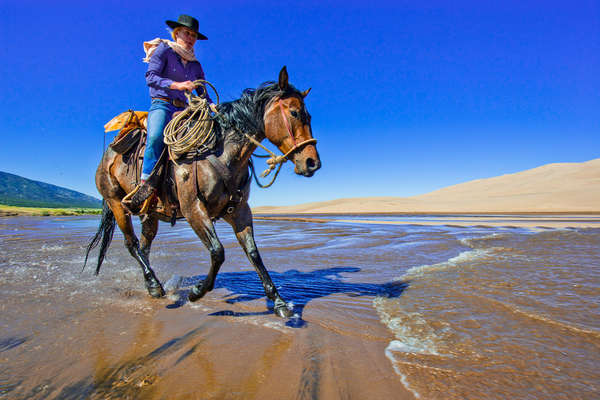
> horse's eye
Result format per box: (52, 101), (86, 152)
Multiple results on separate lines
(290, 110), (300, 119)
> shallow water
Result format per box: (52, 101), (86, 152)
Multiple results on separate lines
(0, 215), (598, 399)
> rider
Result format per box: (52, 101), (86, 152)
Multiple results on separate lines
(125, 14), (215, 211)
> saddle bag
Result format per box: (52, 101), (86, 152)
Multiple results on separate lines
(106, 110), (148, 155)
(110, 127), (143, 154)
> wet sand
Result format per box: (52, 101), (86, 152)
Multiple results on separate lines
(1, 215), (599, 399)
(2, 295), (406, 399)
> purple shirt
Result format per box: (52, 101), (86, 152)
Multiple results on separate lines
(145, 42), (212, 104)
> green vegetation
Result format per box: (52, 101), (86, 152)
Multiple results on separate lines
(0, 204), (102, 216)
(0, 171), (102, 209)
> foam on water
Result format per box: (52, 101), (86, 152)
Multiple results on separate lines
(377, 233), (496, 357)
(255, 319), (291, 333)
(375, 232), (497, 397)
(385, 341), (422, 399)
(402, 248), (491, 279)
(39, 244), (64, 252)
(318, 235), (373, 250)
(163, 274), (183, 293)
(375, 296), (450, 396)
(373, 296), (444, 356)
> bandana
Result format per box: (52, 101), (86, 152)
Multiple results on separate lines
(143, 38), (197, 63)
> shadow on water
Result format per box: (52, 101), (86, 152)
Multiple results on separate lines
(0, 336), (27, 353)
(168, 267), (409, 328)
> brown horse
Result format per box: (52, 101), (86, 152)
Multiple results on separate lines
(84, 67), (320, 318)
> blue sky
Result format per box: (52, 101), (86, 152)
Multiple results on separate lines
(1, 1), (598, 206)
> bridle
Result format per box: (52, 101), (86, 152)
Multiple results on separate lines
(244, 97), (317, 179)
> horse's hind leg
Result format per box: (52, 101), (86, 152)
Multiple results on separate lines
(225, 203), (293, 318)
(140, 213), (158, 261)
(106, 199), (165, 298)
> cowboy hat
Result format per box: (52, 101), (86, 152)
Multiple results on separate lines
(166, 14), (208, 40)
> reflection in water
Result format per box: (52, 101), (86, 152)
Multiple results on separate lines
(59, 322), (207, 399)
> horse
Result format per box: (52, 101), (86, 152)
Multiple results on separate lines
(84, 67), (321, 318)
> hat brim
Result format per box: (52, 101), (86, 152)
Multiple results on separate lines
(166, 20), (208, 40)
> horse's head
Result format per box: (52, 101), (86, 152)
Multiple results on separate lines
(263, 67), (321, 177)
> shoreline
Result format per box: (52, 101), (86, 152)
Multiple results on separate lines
(3, 208), (599, 228)
(254, 213), (600, 228)
(0, 204), (101, 217)
(253, 211), (600, 216)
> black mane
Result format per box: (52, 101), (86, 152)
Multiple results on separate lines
(215, 81), (302, 144)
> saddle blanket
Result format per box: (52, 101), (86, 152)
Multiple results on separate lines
(104, 110), (148, 132)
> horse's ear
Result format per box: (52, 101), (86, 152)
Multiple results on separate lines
(278, 66), (289, 91)
(301, 88), (311, 98)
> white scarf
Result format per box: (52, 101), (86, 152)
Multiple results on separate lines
(143, 38), (197, 63)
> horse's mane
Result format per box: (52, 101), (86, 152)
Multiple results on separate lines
(215, 81), (302, 144)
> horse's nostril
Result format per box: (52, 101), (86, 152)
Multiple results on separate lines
(304, 157), (321, 173)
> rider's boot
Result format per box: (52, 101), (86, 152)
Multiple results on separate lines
(122, 180), (156, 214)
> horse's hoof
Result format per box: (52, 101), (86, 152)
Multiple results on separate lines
(146, 283), (165, 298)
(274, 303), (294, 318)
(188, 286), (206, 302)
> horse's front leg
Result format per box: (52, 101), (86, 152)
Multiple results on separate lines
(225, 203), (293, 318)
(179, 197), (225, 302)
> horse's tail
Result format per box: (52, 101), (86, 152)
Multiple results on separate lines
(83, 200), (116, 275)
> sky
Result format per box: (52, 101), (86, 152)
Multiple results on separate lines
(1, 0), (598, 207)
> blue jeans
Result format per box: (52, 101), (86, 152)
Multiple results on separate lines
(141, 98), (183, 180)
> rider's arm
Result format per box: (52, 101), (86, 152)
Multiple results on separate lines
(146, 44), (195, 92)
(145, 43), (174, 90)
(193, 63), (213, 104)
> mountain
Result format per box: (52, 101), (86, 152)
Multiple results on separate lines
(253, 158), (600, 214)
(0, 171), (102, 208)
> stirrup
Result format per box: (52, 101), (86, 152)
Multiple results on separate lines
(139, 192), (158, 215)
(122, 184), (140, 204)
(122, 182), (155, 213)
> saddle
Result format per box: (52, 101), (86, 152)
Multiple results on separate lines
(106, 110), (180, 222)
(105, 109), (248, 223)
(105, 110), (147, 154)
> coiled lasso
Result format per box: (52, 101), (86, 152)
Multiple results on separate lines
(163, 79), (219, 160)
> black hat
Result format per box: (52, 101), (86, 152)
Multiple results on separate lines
(166, 14), (208, 40)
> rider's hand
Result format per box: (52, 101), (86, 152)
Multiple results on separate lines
(209, 103), (218, 113)
(170, 81), (197, 92)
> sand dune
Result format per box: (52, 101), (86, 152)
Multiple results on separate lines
(253, 158), (600, 214)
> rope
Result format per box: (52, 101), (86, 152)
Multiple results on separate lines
(244, 133), (317, 178)
(249, 159), (283, 188)
(163, 80), (219, 160)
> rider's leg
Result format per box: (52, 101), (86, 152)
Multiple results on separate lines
(125, 99), (179, 211)
(141, 99), (174, 180)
